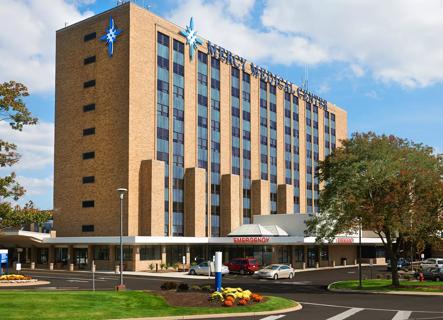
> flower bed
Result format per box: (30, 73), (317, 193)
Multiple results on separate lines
(209, 287), (264, 307)
(0, 274), (36, 283)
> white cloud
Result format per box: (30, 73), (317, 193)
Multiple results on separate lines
(16, 176), (53, 196)
(169, 0), (443, 88)
(0, 121), (54, 170)
(0, 0), (93, 93)
(167, 0), (329, 66)
(225, 0), (256, 19)
(261, 0), (443, 88)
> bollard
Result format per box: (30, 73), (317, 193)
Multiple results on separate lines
(49, 263), (54, 271)
(115, 265), (120, 274)
(156, 263), (158, 273)
(354, 259), (357, 265)
(302, 262), (306, 269)
(315, 262), (319, 269)
(30, 262), (35, 270)
(69, 263), (74, 271)
(332, 260), (336, 267)
(91, 264), (96, 273)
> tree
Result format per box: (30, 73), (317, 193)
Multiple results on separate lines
(0, 81), (51, 230)
(307, 132), (443, 287)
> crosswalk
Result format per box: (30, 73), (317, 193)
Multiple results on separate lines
(263, 303), (443, 320)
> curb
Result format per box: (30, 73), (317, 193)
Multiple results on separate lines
(327, 282), (443, 296)
(115, 302), (302, 320)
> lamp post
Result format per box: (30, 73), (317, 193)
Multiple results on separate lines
(117, 188), (127, 290)
(358, 216), (362, 289)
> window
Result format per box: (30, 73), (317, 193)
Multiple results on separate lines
(82, 225), (94, 232)
(84, 56), (96, 65)
(83, 80), (95, 88)
(83, 127), (95, 136)
(83, 103), (95, 112)
(93, 246), (109, 260)
(82, 176), (95, 184)
(140, 246), (161, 260)
(82, 151), (95, 160)
(157, 32), (169, 46)
(84, 32), (96, 42)
(321, 246), (329, 261)
(82, 200), (94, 208)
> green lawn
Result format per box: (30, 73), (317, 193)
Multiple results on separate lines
(330, 279), (443, 292)
(0, 291), (297, 320)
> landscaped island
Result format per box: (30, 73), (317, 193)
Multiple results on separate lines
(0, 291), (298, 320)
(329, 280), (443, 293)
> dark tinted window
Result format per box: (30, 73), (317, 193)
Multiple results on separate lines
(82, 200), (94, 208)
(83, 104), (95, 112)
(82, 176), (95, 184)
(83, 127), (95, 136)
(82, 224), (94, 232)
(84, 32), (96, 42)
(82, 151), (95, 160)
(84, 56), (96, 65)
(84, 80), (96, 88)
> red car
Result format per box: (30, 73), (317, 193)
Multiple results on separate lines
(225, 258), (259, 275)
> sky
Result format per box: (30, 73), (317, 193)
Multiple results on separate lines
(1, 0), (443, 210)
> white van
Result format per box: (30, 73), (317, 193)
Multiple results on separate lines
(421, 258), (443, 271)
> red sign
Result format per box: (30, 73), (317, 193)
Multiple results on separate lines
(335, 238), (353, 244)
(233, 237), (271, 244)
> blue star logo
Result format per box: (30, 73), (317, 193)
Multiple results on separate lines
(100, 16), (122, 57)
(180, 17), (204, 60)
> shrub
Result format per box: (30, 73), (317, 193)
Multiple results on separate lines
(201, 285), (212, 292)
(160, 263), (167, 270)
(238, 298), (247, 306)
(177, 283), (189, 292)
(160, 281), (178, 290)
(149, 263), (155, 271)
(190, 285), (201, 291)
(226, 295), (235, 302)
(191, 262), (197, 266)
(173, 262), (180, 271)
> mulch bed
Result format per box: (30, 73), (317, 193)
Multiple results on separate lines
(157, 291), (219, 307)
(156, 291), (267, 308)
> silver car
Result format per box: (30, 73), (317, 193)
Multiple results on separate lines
(255, 264), (294, 280)
(421, 258), (443, 271)
(188, 261), (229, 276)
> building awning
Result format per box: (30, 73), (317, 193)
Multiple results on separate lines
(228, 224), (289, 237)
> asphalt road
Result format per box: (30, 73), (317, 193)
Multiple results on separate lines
(3, 267), (443, 320)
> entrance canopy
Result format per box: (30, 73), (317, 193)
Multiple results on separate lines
(228, 224), (289, 237)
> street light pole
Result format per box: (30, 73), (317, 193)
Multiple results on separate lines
(358, 216), (362, 289)
(117, 188), (127, 290)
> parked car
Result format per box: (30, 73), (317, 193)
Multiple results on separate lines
(420, 258), (443, 271)
(386, 258), (411, 271)
(225, 258), (259, 275)
(255, 264), (294, 280)
(188, 261), (229, 276)
(422, 267), (443, 281)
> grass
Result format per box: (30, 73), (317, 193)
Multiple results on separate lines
(330, 279), (443, 292)
(0, 291), (297, 320)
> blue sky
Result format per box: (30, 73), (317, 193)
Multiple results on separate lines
(1, 0), (442, 209)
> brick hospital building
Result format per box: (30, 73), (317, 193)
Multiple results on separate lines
(1, 2), (387, 271)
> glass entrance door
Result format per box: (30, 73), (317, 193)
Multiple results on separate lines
(307, 247), (318, 268)
(74, 248), (88, 269)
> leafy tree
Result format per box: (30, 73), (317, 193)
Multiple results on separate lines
(0, 81), (51, 230)
(307, 132), (443, 287)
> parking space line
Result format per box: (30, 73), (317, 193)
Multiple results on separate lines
(392, 311), (412, 320)
(326, 308), (364, 320)
(260, 315), (285, 320)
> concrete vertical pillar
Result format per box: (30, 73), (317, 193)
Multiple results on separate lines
(185, 245), (191, 269)
(184, 167), (206, 237)
(139, 159), (165, 236)
(133, 246), (140, 271)
(277, 184), (294, 214)
(220, 174), (240, 236)
(161, 245), (167, 265)
(251, 179), (270, 217)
